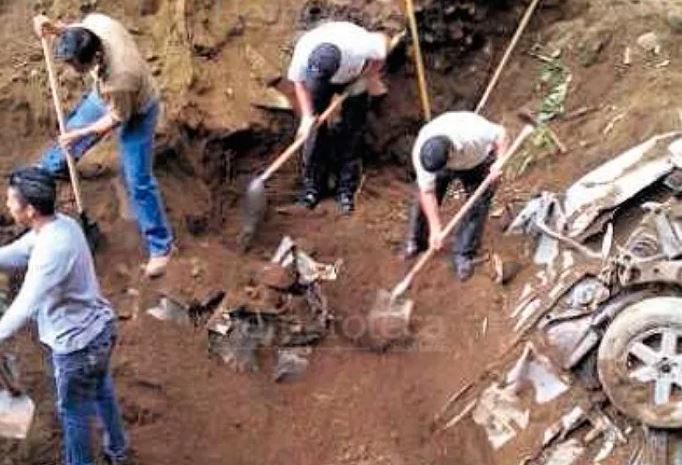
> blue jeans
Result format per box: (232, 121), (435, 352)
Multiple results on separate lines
(51, 322), (128, 465)
(39, 90), (173, 257)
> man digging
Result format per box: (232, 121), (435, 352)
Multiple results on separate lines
(0, 167), (130, 465)
(288, 21), (390, 214)
(404, 111), (509, 281)
(33, 12), (173, 278)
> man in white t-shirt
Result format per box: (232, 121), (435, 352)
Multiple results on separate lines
(404, 111), (509, 281)
(288, 21), (389, 214)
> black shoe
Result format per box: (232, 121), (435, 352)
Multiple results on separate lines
(298, 192), (319, 209)
(337, 193), (354, 215)
(403, 240), (426, 260)
(453, 255), (474, 282)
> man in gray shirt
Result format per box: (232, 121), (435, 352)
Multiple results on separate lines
(0, 166), (129, 465)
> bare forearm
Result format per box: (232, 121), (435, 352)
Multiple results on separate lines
(419, 190), (441, 232)
(494, 127), (510, 155)
(293, 81), (314, 117)
(73, 112), (119, 138)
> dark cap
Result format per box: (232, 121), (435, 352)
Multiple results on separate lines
(308, 43), (341, 80)
(419, 136), (451, 173)
(8, 166), (56, 216)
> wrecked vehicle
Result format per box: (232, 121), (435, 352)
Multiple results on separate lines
(438, 132), (682, 464)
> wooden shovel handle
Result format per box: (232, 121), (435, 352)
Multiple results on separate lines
(392, 124), (534, 295)
(474, 0), (542, 114)
(259, 91), (350, 182)
(405, 0), (431, 121)
(41, 36), (85, 214)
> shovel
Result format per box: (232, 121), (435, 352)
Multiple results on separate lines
(41, 37), (102, 251)
(239, 32), (408, 250)
(0, 353), (35, 440)
(366, 124), (535, 348)
(239, 91), (352, 250)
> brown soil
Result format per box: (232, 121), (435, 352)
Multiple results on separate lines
(2, 0), (682, 464)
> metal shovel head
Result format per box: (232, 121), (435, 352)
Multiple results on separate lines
(239, 177), (267, 251)
(365, 289), (414, 349)
(0, 390), (35, 439)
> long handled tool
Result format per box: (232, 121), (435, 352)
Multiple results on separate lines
(239, 33), (407, 250)
(366, 124), (534, 348)
(239, 91), (351, 249)
(404, 0), (431, 121)
(0, 353), (35, 439)
(41, 37), (102, 250)
(474, 0), (542, 113)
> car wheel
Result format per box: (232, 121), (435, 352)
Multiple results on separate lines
(598, 295), (682, 428)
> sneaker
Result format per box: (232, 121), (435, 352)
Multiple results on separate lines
(337, 193), (354, 215)
(144, 252), (172, 279)
(453, 255), (474, 282)
(298, 192), (319, 210)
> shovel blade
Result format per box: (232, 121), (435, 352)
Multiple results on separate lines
(365, 289), (414, 349)
(0, 390), (35, 439)
(239, 178), (267, 251)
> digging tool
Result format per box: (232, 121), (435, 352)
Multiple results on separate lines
(474, 0), (542, 113)
(366, 124), (534, 348)
(0, 353), (35, 440)
(41, 37), (102, 251)
(404, 0), (431, 121)
(239, 91), (351, 249)
(239, 34), (407, 249)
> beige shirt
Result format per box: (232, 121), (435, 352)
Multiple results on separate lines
(73, 14), (158, 121)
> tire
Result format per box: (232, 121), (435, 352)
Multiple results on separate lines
(598, 295), (682, 428)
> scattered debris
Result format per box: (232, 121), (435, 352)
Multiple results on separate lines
(623, 46), (631, 66)
(471, 382), (529, 449)
(273, 348), (311, 383)
(602, 112), (625, 135)
(207, 237), (335, 379)
(542, 439), (584, 465)
(636, 32), (661, 55)
(146, 295), (192, 325)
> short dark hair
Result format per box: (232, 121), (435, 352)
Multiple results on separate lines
(54, 27), (102, 68)
(420, 136), (451, 173)
(8, 166), (56, 216)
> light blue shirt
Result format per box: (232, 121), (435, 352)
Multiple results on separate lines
(0, 214), (113, 354)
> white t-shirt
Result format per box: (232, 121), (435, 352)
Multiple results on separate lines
(287, 22), (386, 85)
(412, 112), (503, 191)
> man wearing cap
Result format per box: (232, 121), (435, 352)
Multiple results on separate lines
(32, 13), (173, 278)
(288, 21), (389, 214)
(0, 166), (129, 465)
(404, 111), (510, 281)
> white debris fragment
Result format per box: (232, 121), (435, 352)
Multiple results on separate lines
(471, 382), (530, 449)
(543, 439), (585, 465)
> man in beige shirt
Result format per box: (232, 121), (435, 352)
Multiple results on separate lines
(33, 13), (173, 278)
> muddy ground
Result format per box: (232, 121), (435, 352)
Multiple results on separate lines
(1, 0), (682, 464)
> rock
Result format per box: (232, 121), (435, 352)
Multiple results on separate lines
(576, 30), (612, 67)
(259, 263), (296, 290)
(273, 348), (310, 382)
(636, 31), (661, 54)
(251, 87), (292, 111)
(667, 10), (682, 33)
